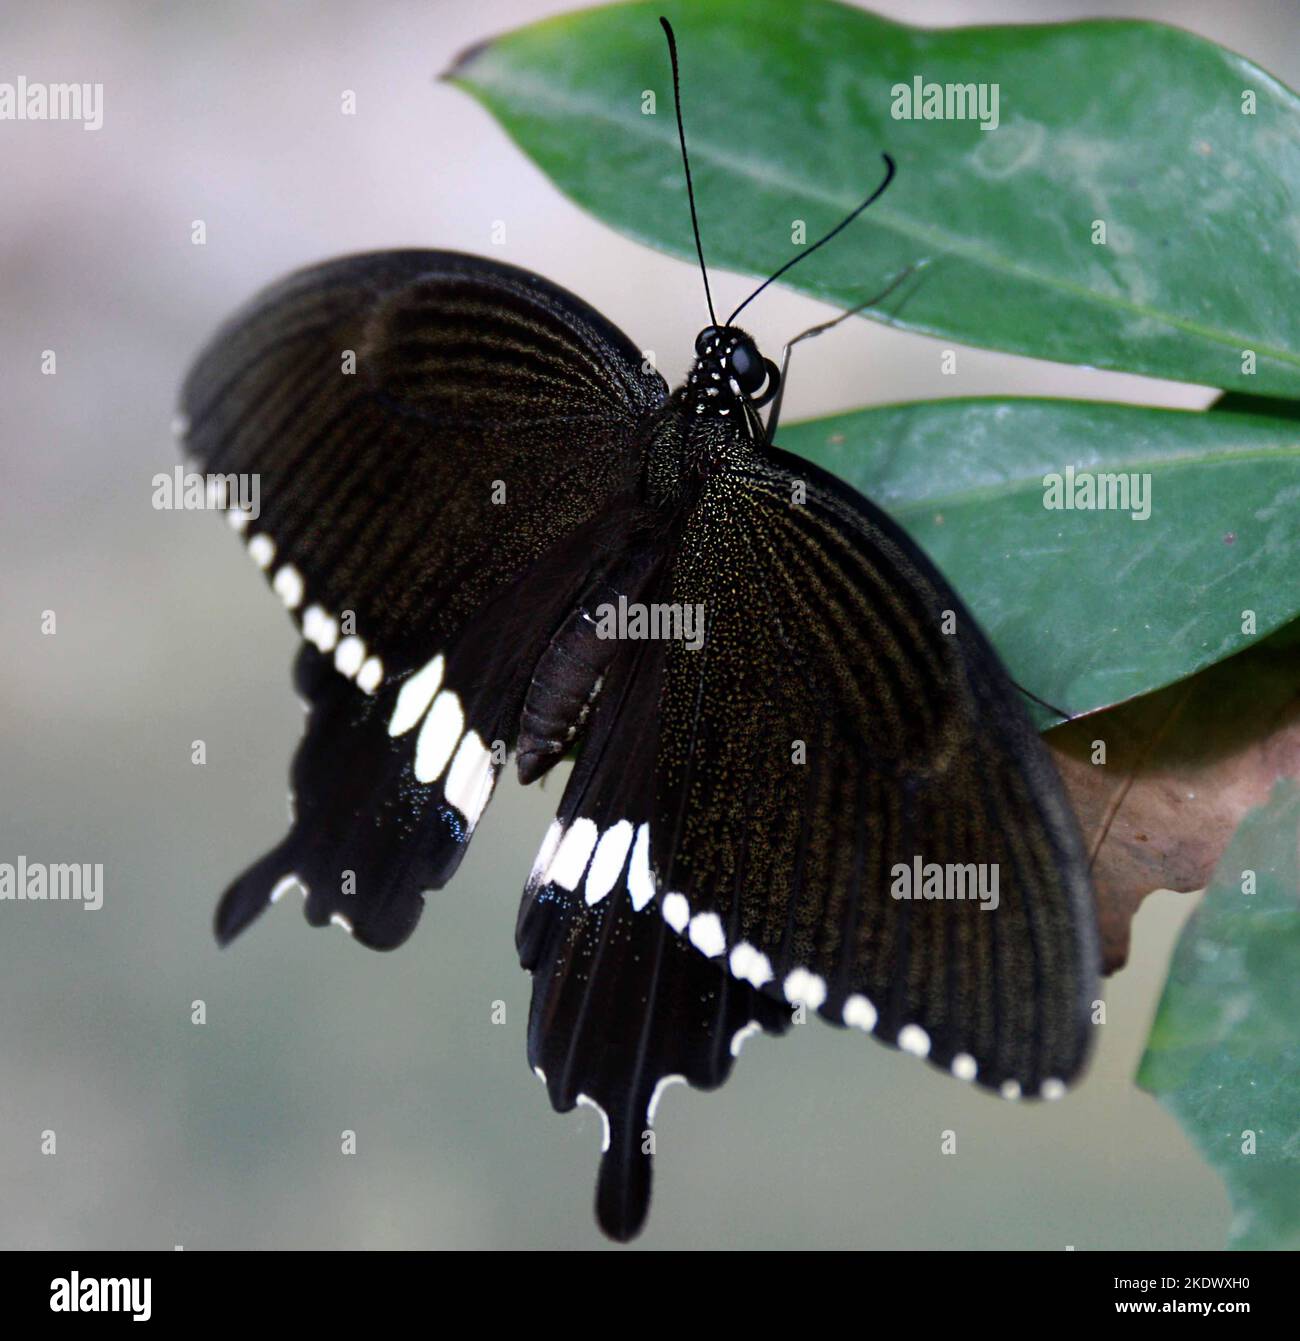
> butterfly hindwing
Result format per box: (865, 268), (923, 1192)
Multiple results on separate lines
(214, 528), (613, 948)
(516, 617), (792, 1240)
(182, 251), (667, 945)
(640, 445), (1099, 1098)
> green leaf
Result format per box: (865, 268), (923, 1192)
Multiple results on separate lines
(780, 399), (1300, 724)
(1137, 781), (1300, 1250)
(449, 0), (1300, 395)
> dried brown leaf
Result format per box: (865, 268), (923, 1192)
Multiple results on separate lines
(1048, 633), (1300, 973)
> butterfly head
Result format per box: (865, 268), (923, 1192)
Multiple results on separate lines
(686, 325), (781, 420)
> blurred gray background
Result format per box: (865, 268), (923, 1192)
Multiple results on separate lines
(2, 0), (1295, 1250)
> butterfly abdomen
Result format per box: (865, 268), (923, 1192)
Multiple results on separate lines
(516, 546), (664, 785)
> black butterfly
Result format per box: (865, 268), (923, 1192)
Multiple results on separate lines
(180, 19), (1099, 1241)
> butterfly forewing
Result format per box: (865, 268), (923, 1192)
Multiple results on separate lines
(183, 250), (665, 654)
(644, 447), (1099, 1097)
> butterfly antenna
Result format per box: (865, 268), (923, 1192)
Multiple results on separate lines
(660, 17), (717, 327)
(729, 153), (896, 327)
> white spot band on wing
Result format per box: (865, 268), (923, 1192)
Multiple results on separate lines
(584, 820), (634, 906)
(627, 823), (654, 911)
(414, 690), (463, 783)
(388, 654), (445, 737)
(445, 730), (494, 828)
(548, 818), (599, 892)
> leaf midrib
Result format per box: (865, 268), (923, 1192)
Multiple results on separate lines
(463, 65), (1300, 370)
(849, 441), (1300, 515)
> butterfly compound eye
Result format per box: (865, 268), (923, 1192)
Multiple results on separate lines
(694, 325), (722, 357)
(728, 337), (767, 394)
